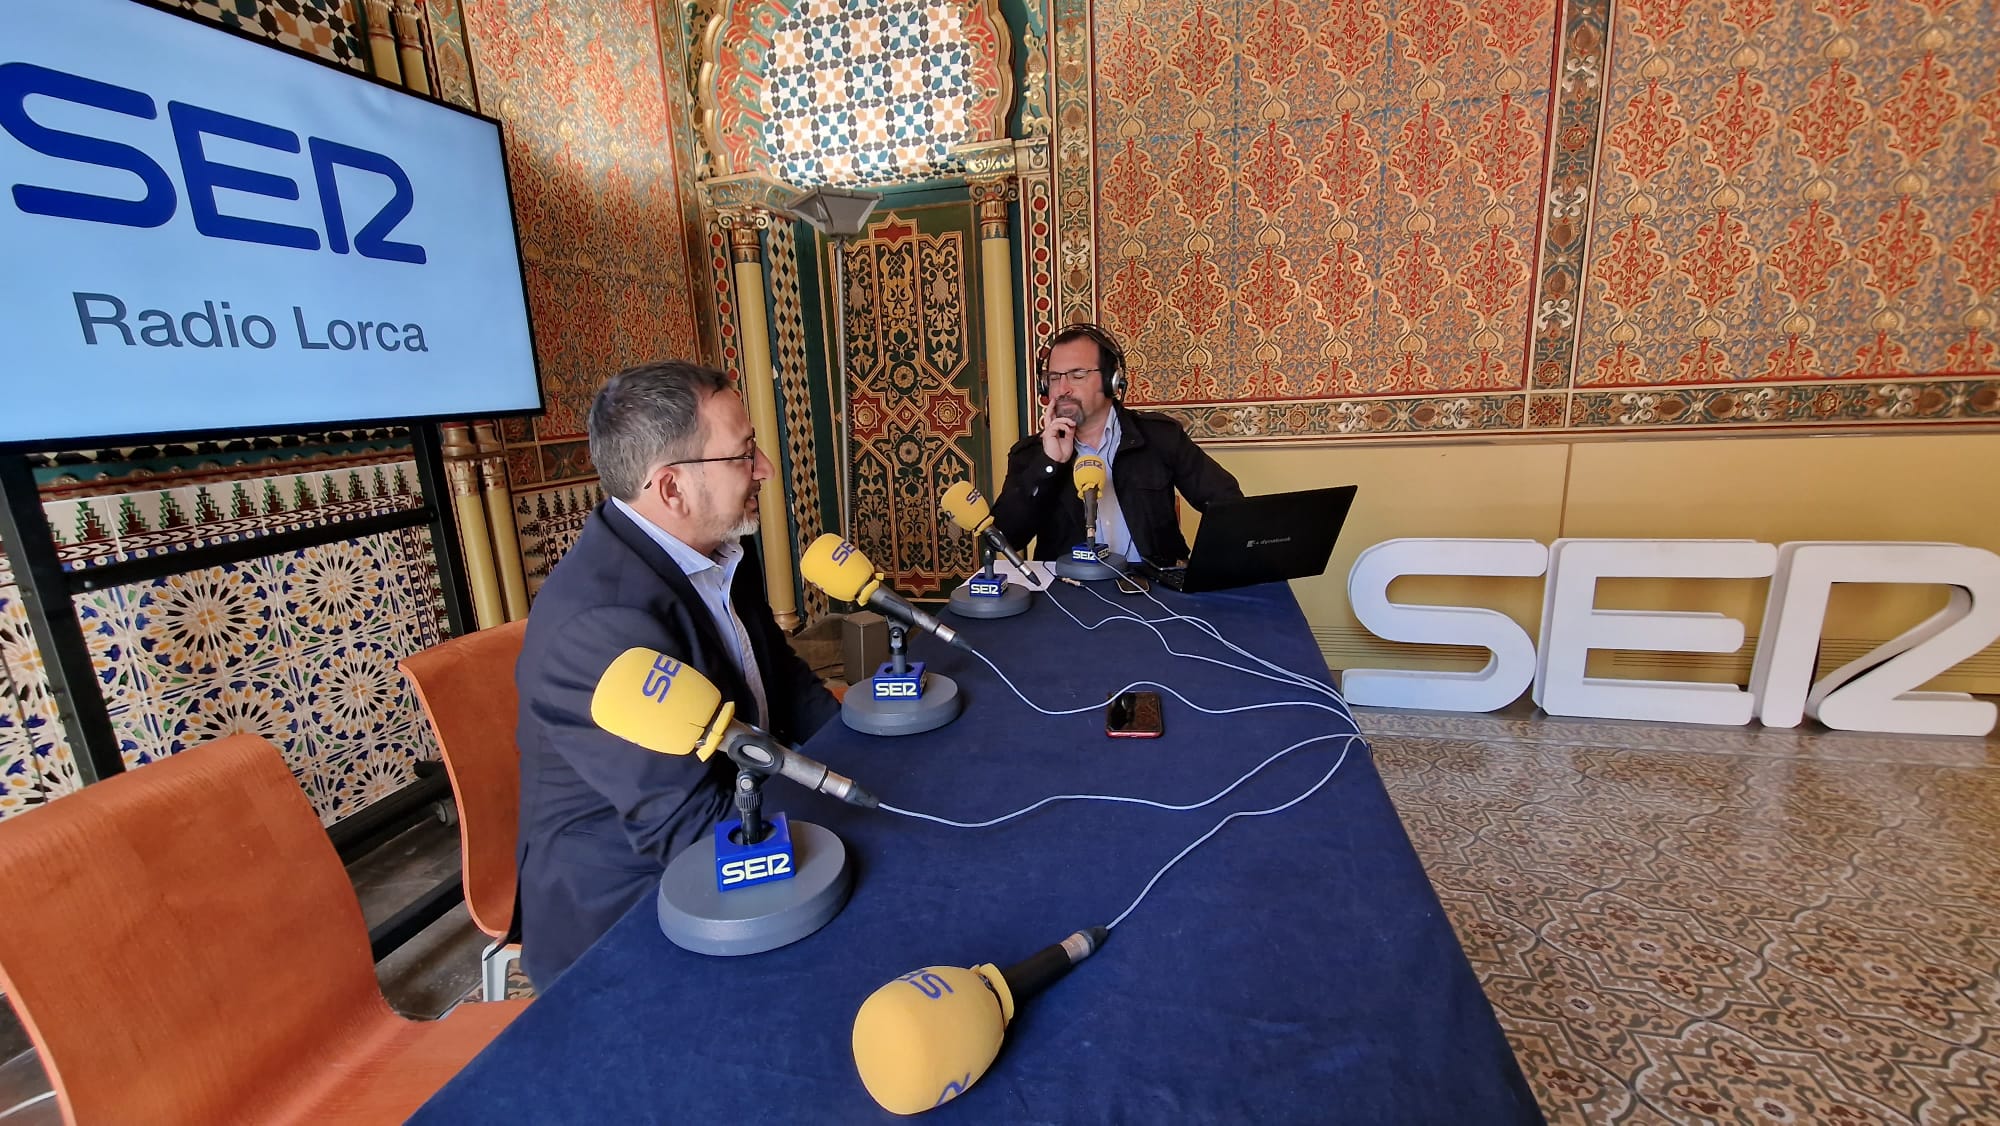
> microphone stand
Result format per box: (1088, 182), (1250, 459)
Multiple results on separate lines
(947, 539), (1032, 620)
(1053, 484), (1129, 582)
(655, 743), (856, 958)
(841, 621), (965, 735)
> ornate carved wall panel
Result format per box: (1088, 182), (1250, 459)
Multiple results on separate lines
(836, 208), (986, 596)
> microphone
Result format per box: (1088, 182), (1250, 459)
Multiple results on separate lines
(939, 481), (1036, 582)
(852, 927), (1109, 1114)
(802, 534), (974, 651)
(589, 647), (879, 808)
(1072, 454), (1106, 545)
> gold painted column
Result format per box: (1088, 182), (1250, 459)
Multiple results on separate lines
(474, 422), (530, 621)
(391, 1), (431, 97)
(719, 208), (800, 632)
(970, 177), (1022, 492)
(441, 423), (505, 629)
(362, 0), (403, 84)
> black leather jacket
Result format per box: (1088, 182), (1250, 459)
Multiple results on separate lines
(991, 405), (1243, 565)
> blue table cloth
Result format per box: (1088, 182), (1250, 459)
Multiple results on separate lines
(414, 581), (1541, 1124)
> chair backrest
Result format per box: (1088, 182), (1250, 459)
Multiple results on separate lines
(0, 735), (391, 1124)
(399, 619), (527, 941)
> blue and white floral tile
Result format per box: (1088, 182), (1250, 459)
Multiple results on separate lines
(149, 671), (303, 764)
(1, 688), (40, 821)
(131, 562), (285, 692)
(276, 540), (390, 653)
(75, 586), (150, 713)
(313, 745), (367, 824)
(300, 636), (408, 744)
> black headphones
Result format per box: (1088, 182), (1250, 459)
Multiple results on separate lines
(1035, 322), (1128, 404)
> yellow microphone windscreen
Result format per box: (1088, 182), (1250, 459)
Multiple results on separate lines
(1072, 455), (1107, 497)
(802, 534), (881, 604)
(589, 647), (725, 760)
(939, 481), (994, 535)
(852, 964), (1016, 1115)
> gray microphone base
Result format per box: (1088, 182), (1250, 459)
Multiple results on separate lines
(841, 672), (963, 736)
(1053, 548), (1129, 581)
(947, 583), (1032, 618)
(656, 820), (853, 956)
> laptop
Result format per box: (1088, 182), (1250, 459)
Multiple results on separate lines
(1133, 485), (1357, 593)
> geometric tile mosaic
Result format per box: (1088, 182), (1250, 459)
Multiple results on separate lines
(0, 461), (448, 825)
(513, 480), (606, 598)
(703, 0), (1010, 187)
(178, 0), (366, 70)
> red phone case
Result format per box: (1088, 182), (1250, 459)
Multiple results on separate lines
(1106, 693), (1164, 738)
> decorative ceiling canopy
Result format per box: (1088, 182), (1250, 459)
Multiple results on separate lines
(698, 0), (1013, 188)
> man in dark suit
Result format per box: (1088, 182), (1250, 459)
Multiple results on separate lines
(513, 361), (840, 987)
(992, 323), (1241, 564)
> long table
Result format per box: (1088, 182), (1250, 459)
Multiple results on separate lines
(413, 580), (1541, 1123)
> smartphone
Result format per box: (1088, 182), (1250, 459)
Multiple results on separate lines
(1106, 691), (1164, 738)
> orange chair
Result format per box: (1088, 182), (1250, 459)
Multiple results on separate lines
(0, 735), (526, 1124)
(400, 619), (528, 1001)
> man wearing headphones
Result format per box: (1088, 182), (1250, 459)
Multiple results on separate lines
(990, 323), (1242, 565)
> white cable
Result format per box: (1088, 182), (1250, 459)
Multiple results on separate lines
(879, 731), (1358, 829)
(1108, 736), (1354, 930)
(1039, 584), (1339, 700)
(970, 646), (1350, 723)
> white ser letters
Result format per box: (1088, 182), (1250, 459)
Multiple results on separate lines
(1343, 538), (2000, 736)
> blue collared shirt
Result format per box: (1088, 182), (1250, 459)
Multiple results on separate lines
(1075, 410), (1133, 558)
(610, 497), (769, 725)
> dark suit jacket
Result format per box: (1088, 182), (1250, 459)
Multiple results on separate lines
(991, 405), (1243, 564)
(513, 502), (840, 987)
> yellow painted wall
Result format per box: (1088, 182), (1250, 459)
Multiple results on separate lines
(1199, 432), (2000, 695)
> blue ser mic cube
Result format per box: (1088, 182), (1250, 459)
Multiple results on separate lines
(965, 574), (1006, 597)
(871, 660), (926, 701)
(714, 812), (797, 891)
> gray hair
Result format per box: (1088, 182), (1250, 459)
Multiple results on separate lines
(587, 361), (735, 501)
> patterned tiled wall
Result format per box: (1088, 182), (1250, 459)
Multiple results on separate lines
(1053, 0), (2000, 439)
(458, 0), (707, 488)
(1, 458), (448, 824)
(701, 0), (1010, 187)
(176, 0), (367, 68)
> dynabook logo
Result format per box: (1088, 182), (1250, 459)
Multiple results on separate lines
(0, 62), (425, 262)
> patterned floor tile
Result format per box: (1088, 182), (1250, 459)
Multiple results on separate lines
(1372, 710), (2000, 1125)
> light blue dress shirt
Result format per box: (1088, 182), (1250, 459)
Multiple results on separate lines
(610, 497), (769, 725)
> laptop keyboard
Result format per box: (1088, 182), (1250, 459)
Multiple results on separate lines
(1139, 562), (1188, 590)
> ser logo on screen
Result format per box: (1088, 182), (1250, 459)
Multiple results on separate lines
(0, 62), (426, 263)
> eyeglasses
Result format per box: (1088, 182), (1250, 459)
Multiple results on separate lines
(1047, 368), (1101, 385)
(665, 451), (757, 468)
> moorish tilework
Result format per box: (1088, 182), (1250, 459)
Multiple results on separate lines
(1052, 0), (2000, 439)
(766, 221), (832, 623)
(514, 480), (606, 597)
(461, 0), (704, 464)
(0, 461), (448, 824)
(838, 208), (984, 597)
(702, 0), (1011, 187)
(175, 0), (366, 68)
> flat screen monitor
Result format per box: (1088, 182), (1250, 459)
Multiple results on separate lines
(0, 0), (542, 450)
